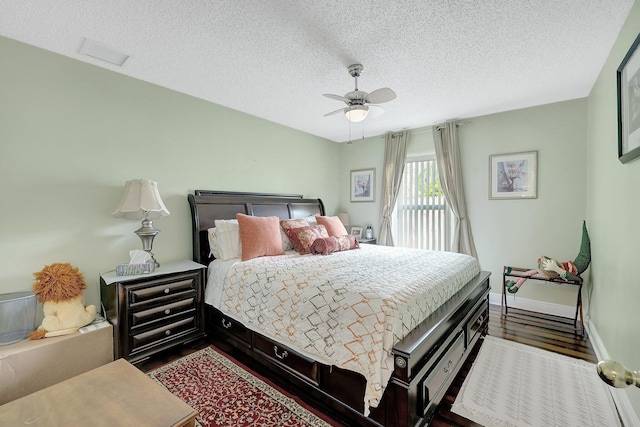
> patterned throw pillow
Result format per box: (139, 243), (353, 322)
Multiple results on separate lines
(286, 225), (329, 254)
(312, 235), (360, 255)
(280, 218), (309, 233)
(280, 218), (309, 252)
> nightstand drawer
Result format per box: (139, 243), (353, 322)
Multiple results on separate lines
(131, 297), (196, 327)
(129, 277), (196, 306)
(130, 316), (197, 352)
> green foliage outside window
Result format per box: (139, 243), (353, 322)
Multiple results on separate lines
(416, 163), (443, 196)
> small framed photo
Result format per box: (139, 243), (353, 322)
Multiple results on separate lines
(351, 169), (375, 202)
(489, 151), (537, 199)
(617, 32), (640, 164)
(350, 226), (363, 239)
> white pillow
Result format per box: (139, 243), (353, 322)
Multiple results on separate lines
(280, 228), (294, 251)
(304, 214), (319, 225)
(207, 227), (222, 259)
(214, 219), (242, 260)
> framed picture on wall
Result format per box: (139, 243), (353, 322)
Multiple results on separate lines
(350, 169), (375, 202)
(489, 151), (537, 199)
(617, 32), (640, 164)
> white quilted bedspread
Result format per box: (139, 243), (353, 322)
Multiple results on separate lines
(206, 244), (480, 414)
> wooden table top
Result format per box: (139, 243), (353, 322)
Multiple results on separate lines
(0, 358), (197, 427)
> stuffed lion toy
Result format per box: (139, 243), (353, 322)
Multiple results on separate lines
(28, 263), (97, 339)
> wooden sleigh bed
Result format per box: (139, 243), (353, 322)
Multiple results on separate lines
(188, 190), (490, 427)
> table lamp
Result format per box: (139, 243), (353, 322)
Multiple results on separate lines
(337, 212), (350, 226)
(112, 179), (170, 267)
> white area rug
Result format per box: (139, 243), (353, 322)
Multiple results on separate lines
(452, 336), (621, 427)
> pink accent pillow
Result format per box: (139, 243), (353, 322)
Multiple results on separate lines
(312, 235), (360, 255)
(315, 215), (348, 237)
(236, 214), (285, 261)
(286, 225), (329, 254)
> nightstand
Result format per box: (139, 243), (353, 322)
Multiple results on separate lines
(100, 260), (206, 363)
(359, 238), (377, 244)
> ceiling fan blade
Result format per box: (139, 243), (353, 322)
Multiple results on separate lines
(323, 93), (350, 103)
(368, 104), (386, 119)
(365, 87), (396, 104)
(323, 108), (346, 117)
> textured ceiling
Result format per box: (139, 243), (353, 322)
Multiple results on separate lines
(0, 1), (634, 142)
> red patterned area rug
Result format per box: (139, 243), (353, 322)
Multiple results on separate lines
(147, 345), (341, 427)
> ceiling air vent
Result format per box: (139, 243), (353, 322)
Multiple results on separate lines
(78, 38), (129, 67)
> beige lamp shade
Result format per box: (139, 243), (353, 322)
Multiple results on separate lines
(337, 212), (350, 226)
(112, 179), (170, 220)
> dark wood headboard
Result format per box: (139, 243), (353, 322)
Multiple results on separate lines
(188, 190), (325, 265)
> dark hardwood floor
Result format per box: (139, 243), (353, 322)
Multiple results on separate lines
(137, 304), (597, 426)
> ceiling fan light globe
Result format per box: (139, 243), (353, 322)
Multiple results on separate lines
(345, 106), (369, 122)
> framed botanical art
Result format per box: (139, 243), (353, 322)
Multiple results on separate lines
(350, 168), (375, 202)
(617, 32), (640, 164)
(489, 151), (537, 199)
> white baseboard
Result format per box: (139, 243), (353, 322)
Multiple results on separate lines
(489, 292), (576, 318)
(489, 292), (640, 426)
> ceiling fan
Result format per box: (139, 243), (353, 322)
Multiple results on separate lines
(323, 64), (396, 122)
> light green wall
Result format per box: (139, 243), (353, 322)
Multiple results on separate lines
(587, 1), (640, 413)
(339, 100), (588, 309)
(461, 99), (587, 305)
(0, 36), (339, 307)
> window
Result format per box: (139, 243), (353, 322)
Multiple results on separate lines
(394, 156), (450, 251)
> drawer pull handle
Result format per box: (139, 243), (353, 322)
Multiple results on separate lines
(273, 346), (288, 360)
(165, 309), (171, 315)
(476, 315), (485, 326)
(164, 288), (170, 294)
(221, 318), (232, 329)
(444, 360), (453, 373)
(165, 329), (172, 336)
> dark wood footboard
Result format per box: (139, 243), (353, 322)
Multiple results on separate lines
(206, 271), (490, 427)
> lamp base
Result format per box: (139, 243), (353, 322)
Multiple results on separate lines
(135, 217), (161, 268)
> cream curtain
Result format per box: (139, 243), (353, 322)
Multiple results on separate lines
(433, 122), (478, 258)
(378, 131), (408, 246)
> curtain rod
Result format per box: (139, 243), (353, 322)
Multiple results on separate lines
(381, 121), (473, 139)
(435, 121), (472, 131)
